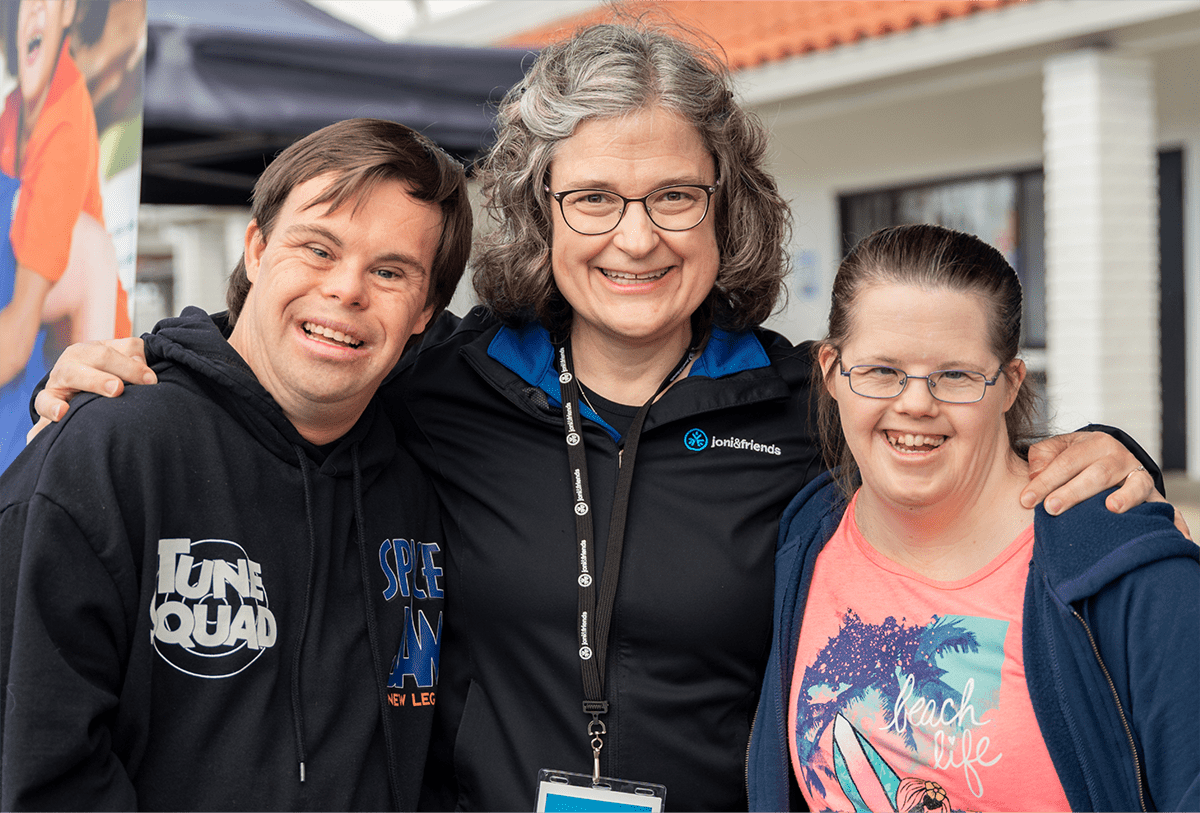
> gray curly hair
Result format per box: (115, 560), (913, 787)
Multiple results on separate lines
(472, 21), (791, 333)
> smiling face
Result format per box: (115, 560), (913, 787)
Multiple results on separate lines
(229, 173), (442, 444)
(15, 0), (75, 121)
(818, 283), (1025, 514)
(548, 106), (719, 356)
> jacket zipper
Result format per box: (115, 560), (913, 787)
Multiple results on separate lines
(1070, 608), (1146, 812)
(744, 703), (758, 804)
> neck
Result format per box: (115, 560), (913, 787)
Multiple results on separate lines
(854, 453), (1034, 581)
(569, 322), (694, 406)
(284, 407), (360, 447)
(228, 327), (362, 447)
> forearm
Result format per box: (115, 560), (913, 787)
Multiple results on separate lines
(27, 308), (227, 428)
(40, 212), (119, 342)
(0, 265), (53, 386)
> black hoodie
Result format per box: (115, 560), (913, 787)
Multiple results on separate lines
(0, 308), (444, 811)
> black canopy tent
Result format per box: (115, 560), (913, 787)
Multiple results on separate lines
(142, 0), (533, 205)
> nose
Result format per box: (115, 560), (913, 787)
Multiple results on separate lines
(610, 200), (660, 257)
(321, 261), (368, 308)
(893, 375), (939, 416)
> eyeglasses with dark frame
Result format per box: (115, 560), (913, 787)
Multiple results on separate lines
(545, 181), (719, 235)
(839, 362), (1004, 404)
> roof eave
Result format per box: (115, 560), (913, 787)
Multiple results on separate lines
(736, 0), (1200, 109)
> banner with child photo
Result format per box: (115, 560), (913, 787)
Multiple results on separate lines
(0, 0), (144, 473)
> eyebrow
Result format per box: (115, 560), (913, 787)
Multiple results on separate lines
(559, 176), (713, 191)
(858, 356), (991, 370)
(285, 224), (431, 274)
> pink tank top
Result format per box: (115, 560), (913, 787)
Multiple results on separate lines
(788, 491), (1071, 812)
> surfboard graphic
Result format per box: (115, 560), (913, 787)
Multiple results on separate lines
(831, 712), (902, 811)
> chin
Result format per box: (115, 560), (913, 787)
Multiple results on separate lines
(867, 475), (946, 511)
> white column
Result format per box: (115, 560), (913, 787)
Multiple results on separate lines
(1186, 133), (1200, 479)
(1043, 50), (1159, 460)
(158, 209), (249, 317)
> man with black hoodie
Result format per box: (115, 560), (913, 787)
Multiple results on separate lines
(0, 118), (472, 811)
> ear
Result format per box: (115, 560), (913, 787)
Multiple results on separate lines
(1001, 358), (1027, 411)
(412, 301), (438, 338)
(817, 344), (840, 401)
(63, 0), (78, 29)
(243, 220), (265, 284)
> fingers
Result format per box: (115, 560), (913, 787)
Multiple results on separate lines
(36, 338), (155, 422)
(1021, 431), (1143, 514)
(1025, 433), (1069, 479)
(1128, 488), (1195, 541)
(1102, 467), (1156, 514)
(33, 388), (72, 423)
(26, 416), (52, 444)
(1172, 507), (1194, 542)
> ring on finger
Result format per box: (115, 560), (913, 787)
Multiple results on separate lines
(1124, 464), (1147, 482)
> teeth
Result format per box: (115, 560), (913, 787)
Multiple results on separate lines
(886, 432), (946, 451)
(600, 268), (669, 283)
(303, 322), (362, 348)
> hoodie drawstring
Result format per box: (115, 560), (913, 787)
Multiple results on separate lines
(291, 446), (320, 784)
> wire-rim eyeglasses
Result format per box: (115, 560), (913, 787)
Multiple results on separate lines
(839, 362), (1003, 404)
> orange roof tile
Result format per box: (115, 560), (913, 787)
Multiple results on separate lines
(501, 0), (1033, 71)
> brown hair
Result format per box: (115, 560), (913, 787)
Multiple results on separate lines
(226, 118), (472, 341)
(471, 20), (790, 333)
(816, 224), (1042, 496)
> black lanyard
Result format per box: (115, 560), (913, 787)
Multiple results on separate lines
(555, 337), (695, 781)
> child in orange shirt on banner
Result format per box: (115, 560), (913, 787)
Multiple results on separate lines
(0, 0), (126, 471)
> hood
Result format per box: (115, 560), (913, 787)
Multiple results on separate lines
(1033, 489), (1196, 606)
(142, 307), (396, 479)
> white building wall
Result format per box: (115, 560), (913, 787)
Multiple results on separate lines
(754, 71), (1046, 344)
(1042, 51), (1159, 458)
(752, 39), (1190, 471)
(136, 205), (251, 325)
(1185, 139), (1200, 479)
(1157, 44), (1200, 478)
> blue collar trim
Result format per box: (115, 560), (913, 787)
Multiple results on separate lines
(692, 325), (772, 378)
(484, 322), (619, 440)
(486, 321), (771, 441)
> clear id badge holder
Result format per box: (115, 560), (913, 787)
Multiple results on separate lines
(535, 769), (666, 812)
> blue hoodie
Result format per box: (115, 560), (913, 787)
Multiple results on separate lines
(748, 471), (1199, 812)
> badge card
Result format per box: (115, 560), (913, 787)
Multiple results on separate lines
(535, 769), (666, 812)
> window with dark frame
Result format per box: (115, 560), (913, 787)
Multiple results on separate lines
(838, 169), (1048, 428)
(839, 169), (1045, 348)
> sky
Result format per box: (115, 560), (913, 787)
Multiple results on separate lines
(306, 0), (490, 41)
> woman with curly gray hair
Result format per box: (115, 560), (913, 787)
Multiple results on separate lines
(30, 18), (1165, 813)
(473, 23), (789, 336)
(406, 26), (818, 810)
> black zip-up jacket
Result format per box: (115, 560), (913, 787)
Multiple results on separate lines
(0, 308), (445, 810)
(389, 308), (823, 811)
